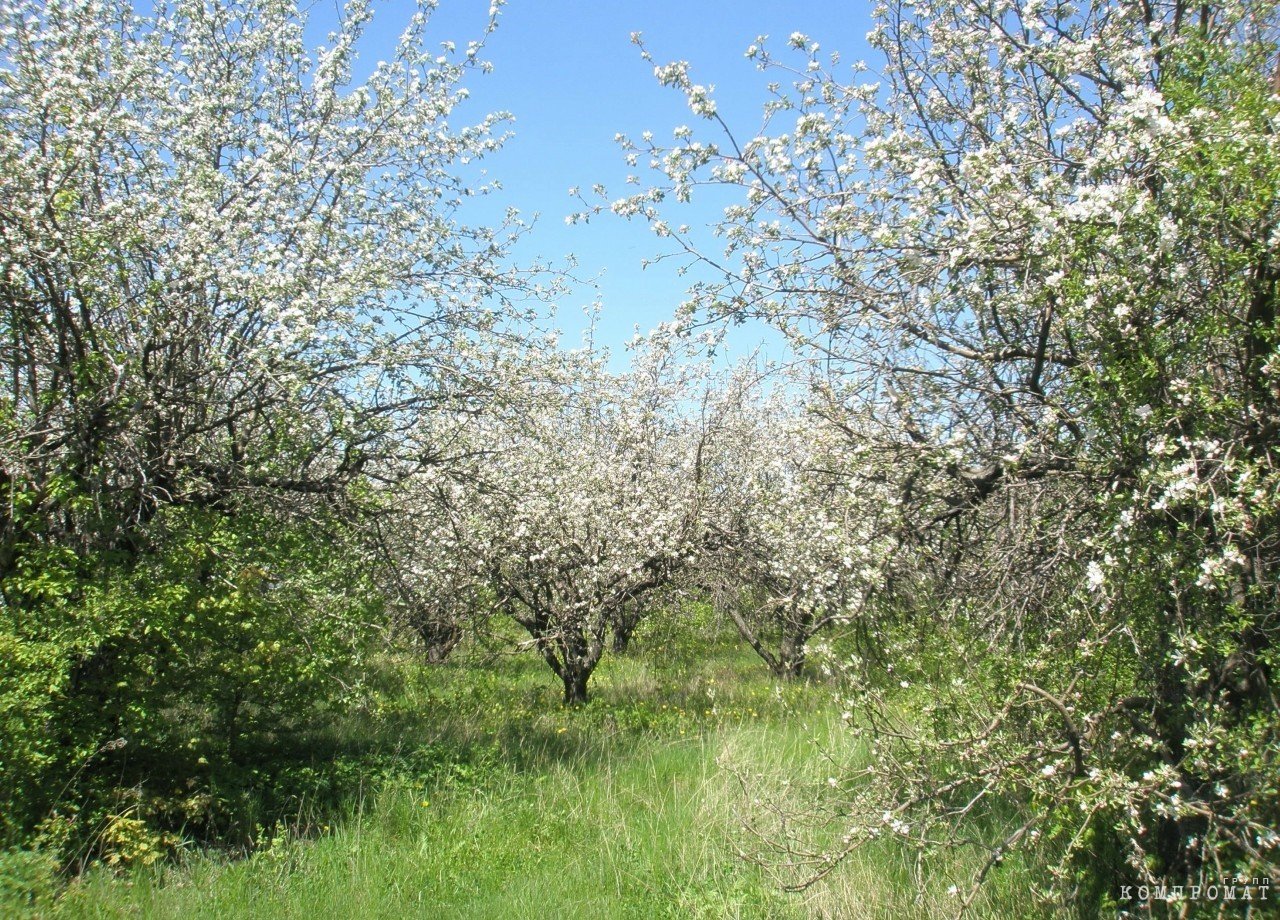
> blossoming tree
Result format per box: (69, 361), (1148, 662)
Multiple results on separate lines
(435, 345), (713, 704)
(700, 379), (895, 679)
(0, 0), (542, 553)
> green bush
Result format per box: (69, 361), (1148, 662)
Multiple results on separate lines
(0, 504), (378, 868)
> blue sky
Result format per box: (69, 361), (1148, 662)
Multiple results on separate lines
(311, 0), (877, 363)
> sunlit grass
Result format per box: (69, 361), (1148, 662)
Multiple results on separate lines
(31, 624), (1054, 919)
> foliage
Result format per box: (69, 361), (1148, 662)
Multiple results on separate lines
(0, 0), (540, 551)
(0, 504), (379, 866)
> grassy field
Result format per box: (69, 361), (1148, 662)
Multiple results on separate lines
(16, 622), (1047, 919)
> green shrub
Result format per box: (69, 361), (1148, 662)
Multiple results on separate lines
(0, 505), (378, 867)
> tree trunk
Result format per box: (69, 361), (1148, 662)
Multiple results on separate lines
(611, 604), (643, 654)
(776, 628), (807, 680)
(611, 613), (638, 653)
(514, 607), (603, 706)
(424, 636), (457, 664)
(562, 668), (590, 706)
(726, 604), (779, 674)
(419, 617), (461, 664)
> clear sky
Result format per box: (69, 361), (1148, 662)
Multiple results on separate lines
(310, 0), (877, 363)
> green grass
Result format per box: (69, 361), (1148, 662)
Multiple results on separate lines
(17, 625), (1051, 919)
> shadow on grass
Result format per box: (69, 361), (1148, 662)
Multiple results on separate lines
(150, 629), (835, 860)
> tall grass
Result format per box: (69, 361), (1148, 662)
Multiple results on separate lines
(18, 625), (1054, 918)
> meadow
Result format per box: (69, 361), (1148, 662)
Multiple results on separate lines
(9, 617), (1047, 920)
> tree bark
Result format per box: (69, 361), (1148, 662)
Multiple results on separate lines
(777, 628), (807, 680)
(561, 668), (590, 706)
(611, 606), (642, 653)
(419, 618), (461, 664)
